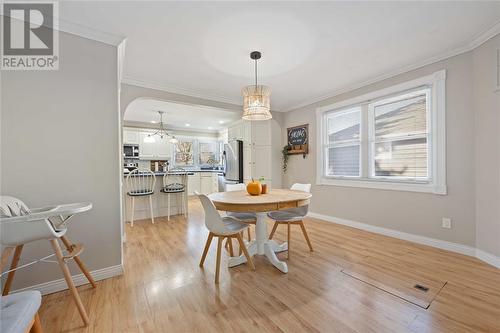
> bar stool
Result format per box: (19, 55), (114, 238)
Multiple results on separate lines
(126, 169), (156, 227)
(161, 167), (188, 221)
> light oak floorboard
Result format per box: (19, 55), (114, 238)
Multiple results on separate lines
(39, 199), (500, 332)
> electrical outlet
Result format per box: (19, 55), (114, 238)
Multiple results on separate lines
(442, 218), (452, 229)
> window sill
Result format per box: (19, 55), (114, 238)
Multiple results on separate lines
(317, 177), (447, 195)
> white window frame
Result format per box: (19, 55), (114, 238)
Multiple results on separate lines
(316, 70), (447, 194)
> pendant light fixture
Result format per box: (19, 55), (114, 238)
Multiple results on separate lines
(144, 111), (178, 143)
(241, 51), (272, 121)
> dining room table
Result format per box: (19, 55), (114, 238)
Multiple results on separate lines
(208, 188), (312, 273)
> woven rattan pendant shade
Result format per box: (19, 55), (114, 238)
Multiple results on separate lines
(242, 85), (272, 120)
(241, 51), (272, 121)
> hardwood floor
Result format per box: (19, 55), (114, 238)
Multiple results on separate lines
(39, 198), (500, 332)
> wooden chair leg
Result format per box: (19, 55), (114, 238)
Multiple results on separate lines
(199, 232), (213, 267)
(287, 222), (291, 259)
(236, 233), (255, 270)
(238, 232), (243, 255)
(215, 236), (223, 284)
(247, 227), (251, 241)
(2, 245), (23, 296)
(50, 239), (90, 326)
(30, 313), (43, 333)
(149, 195), (155, 224)
(299, 221), (313, 252)
(130, 197), (135, 227)
(227, 237), (234, 257)
(269, 222), (279, 239)
(60, 236), (96, 288)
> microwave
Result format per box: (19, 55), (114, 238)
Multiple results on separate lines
(123, 144), (139, 159)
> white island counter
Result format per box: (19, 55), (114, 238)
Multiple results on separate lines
(122, 170), (221, 222)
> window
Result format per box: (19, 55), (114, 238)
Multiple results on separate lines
(325, 107), (361, 177)
(316, 70), (446, 194)
(199, 142), (218, 165)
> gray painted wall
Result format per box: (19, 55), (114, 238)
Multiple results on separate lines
(474, 34), (500, 257)
(282, 51), (477, 246)
(1, 32), (122, 289)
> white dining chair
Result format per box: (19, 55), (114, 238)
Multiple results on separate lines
(161, 167), (188, 221)
(0, 196), (95, 326)
(196, 192), (255, 284)
(268, 183), (313, 258)
(225, 183), (256, 241)
(126, 169), (156, 227)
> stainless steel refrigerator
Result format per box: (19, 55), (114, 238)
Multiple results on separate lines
(222, 140), (243, 186)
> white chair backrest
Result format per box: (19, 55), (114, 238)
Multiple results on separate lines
(0, 196), (64, 246)
(291, 183), (311, 193)
(196, 192), (230, 235)
(126, 169), (156, 194)
(163, 167), (188, 187)
(289, 183), (311, 216)
(225, 183), (246, 192)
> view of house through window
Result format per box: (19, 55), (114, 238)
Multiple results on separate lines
(323, 87), (431, 183)
(371, 89), (429, 179)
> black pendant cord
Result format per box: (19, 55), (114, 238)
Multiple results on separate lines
(254, 58), (258, 87)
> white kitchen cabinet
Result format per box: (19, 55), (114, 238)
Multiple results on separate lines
(243, 146), (252, 181)
(187, 172), (218, 195)
(200, 173), (218, 195)
(123, 129), (139, 144)
(139, 132), (170, 160)
(200, 175), (213, 195)
(139, 132), (155, 159)
(251, 120), (271, 146)
(242, 121), (252, 146)
(155, 137), (171, 159)
(187, 173), (201, 196)
(228, 123), (243, 141)
(252, 145), (272, 181)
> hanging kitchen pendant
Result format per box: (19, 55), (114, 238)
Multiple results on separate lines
(241, 51), (272, 121)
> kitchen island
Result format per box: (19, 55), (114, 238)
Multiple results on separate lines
(122, 169), (222, 223)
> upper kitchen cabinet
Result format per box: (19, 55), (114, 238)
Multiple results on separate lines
(139, 132), (155, 159)
(139, 131), (171, 160)
(228, 120), (271, 146)
(227, 124), (243, 141)
(155, 137), (171, 159)
(251, 121), (271, 146)
(123, 129), (140, 144)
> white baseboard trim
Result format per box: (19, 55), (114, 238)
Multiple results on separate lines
(475, 249), (500, 269)
(13, 264), (124, 296)
(308, 212), (500, 268)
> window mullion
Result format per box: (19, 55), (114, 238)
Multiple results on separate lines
(361, 103), (370, 178)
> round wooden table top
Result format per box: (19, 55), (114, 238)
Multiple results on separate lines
(208, 189), (312, 213)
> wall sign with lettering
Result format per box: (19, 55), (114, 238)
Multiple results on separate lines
(287, 124), (309, 156)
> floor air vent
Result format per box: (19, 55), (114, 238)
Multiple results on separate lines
(414, 284), (429, 292)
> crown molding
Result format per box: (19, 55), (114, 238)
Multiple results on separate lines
(283, 20), (500, 112)
(58, 17), (125, 46)
(122, 76), (242, 107)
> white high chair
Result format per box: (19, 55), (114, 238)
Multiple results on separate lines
(0, 196), (95, 326)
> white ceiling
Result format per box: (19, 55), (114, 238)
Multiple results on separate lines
(124, 99), (240, 132)
(59, 2), (500, 111)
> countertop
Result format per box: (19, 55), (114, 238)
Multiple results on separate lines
(124, 169), (224, 177)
